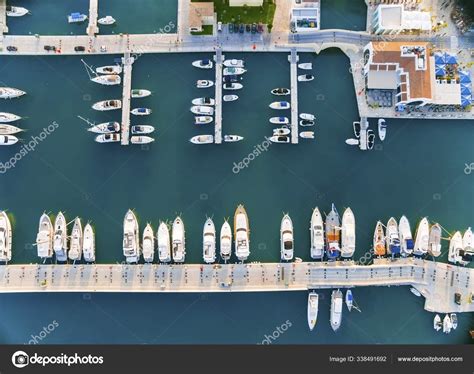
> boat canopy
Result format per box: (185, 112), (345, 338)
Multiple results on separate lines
(406, 239), (414, 250)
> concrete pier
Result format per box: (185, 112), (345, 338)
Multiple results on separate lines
(121, 53), (134, 146)
(0, 0), (8, 34)
(358, 117), (369, 151)
(86, 0), (99, 36)
(214, 48), (223, 144)
(289, 49), (299, 144)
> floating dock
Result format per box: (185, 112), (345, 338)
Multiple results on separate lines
(0, 0), (8, 34)
(0, 258), (472, 314)
(86, 0), (99, 36)
(214, 48), (223, 144)
(289, 49), (299, 144)
(121, 53), (134, 146)
(358, 117), (369, 151)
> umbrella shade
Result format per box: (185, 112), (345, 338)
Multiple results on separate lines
(461, 95), (471, 107)
(460, 74), (472, 83)
(435, 65), (446, 76)
(461, 85), (471, 95)
(434, 52), (445, 64)
(444, 52), (457, 64)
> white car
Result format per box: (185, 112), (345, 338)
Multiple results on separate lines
(217, 22), (222, 32)
(100, 45), (107, 52)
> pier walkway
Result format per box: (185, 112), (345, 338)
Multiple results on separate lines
(0, 258), (472, 314)
(0, 0), (8, 34)
(121, 53), (134, 146)
(289, 49), (299, 144)
(214, 48), (223, 144)
(86, 0), (99, 36)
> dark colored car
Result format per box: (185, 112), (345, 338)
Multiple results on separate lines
(251, 23), (257, 34)
(234, 23), (239, 33)
(74, 46), (86, 52)
(44, 45), (56, 51)
(6, 46), (17, 52)
(454, 293), (462, 305)
(245, 24), (251, 33)
(223, 75), (243, 83)
(228, 23), (234, 33)
(239, 24), (244, 33)
(257, 23), (264, 33)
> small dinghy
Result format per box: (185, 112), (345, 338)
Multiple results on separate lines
(96, 65), (122, 75)
(6, 6), (29, 17)
(0, 135), (18, 145)
(191, 106), (214, 116)
(190, 135), (214, 144)
(223, 59), (244, 68)
(68, 12), (87, 23)
(131, 108), (152, 116)
(307, 291), (319, 331)
(269, 101), (290, 110)
(223, 67), (247, 76)
(142, 224), (155, 263)
(0, 113), (21, 123)
(195, 116), (213, 125)
(223, 94), (238, 102)
(353, 121), (361, 138)
(269, 135), (290, 144)
(82, 223), (95, 262)
(91, 74), (121, 85)
(95, 133), (120, 143)
(433, 314), (442, 331)
(298, 63), (313, 70)
(298, 74), (314, 82)
(131, 136), (154, 144)
(378, 118), (387, 141)
(192, 97), (215, 106)
(270, 117), (289, 125)
(0, 124), (23, 135)
(300, 120), (314, 127)
(367, 129), (375, 150)
(300, 131), (314, 139)
(88, 122), (120, 134)
(192, 59), (213, 69)
(68, 217), (83, 262)
(131, 125), (154, 135)
(224, 135), (244, 143)
(300, 113), (315, 121)
(223, 83), (242, 90)
(131, 89), (152, 98)
(98, 15), (116, 25)
(273, 128), (290, 136)
(92, 100), (121, 111)
(345, 138), (359, 146)
(197, 80), (214, 88)
(271, 88), (290, 96)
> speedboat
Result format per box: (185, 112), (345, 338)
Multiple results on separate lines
(345, 138), (359, 146)
(190, 135), (214, 144)
(131, 108), (152, 116)
(142, 224), (155, 263)
(192, 59), (213, 69)
(0, 211), (12, 263)
(367, 130), (375, 150)
(0, 113), (21, 123)
(300, 120), (314, 127)
(353, 121), (361, 138)
(378, 119), (387, 141)
(413, 217), (430, 256)
(450, 313), (458, 330)
(269, 101), (290, 110)
(223, 67), (247, 76)
(96, 65), (122, 75)
(195, 116), (213, 125)
(223, 75), (243, 83)
(224, 59), (244, 68)
(91, 74), (121, 85)
(223, 95), (238, 102)
(131, 125), (155, 135)
(197, 80), (214, 88)
(433, 314), (442, 331)
(298, 74), (314, 82)
(428, 223), (442, 257)
(443, 314), (452, 334)
(131, 89), (152, 98)
(92, 100), (121, 111)
(386, 217), (401, 257)
(330, 289), (343, 332)
(130, 136), (154, 145)
(172, 216), (186, 263)
(224, 135), (244, 143)
(0, 135), (18, 146)
(269, 117), (289, 125)
(0, 87), (26, 99)
(192, 97), (215, 106)
(273, 128), (290, 136)
(123, 210), (140, 264)
(271, 88), (290, 96)
(6, 6), (29, 17)
(307, 292), (319, 331)
(53, 212), (68, 262)
(234, 204), (250, 261)
(95, 133), (120, 143)
(220, 220), (232, 262)
(157, 222), (171, 263)
(68, 12), (87, 23)
(203, 218), (216, 264)
(223, 83), (243, 90)
(399, 215), (414, 256)
(298, 63), (313, 70)
(300, 131), (314, 139)
(269, 135), (290, 143)
(300, 113), (315, 121)
(190, 106), (214, 116)
(310, 207), (324, 260)
(98, 15), (116, 25)
(448, 231), (463, 264)
(68, 217), (83, 262)
(87, 122), (120, 134)
(373, 221), (386, 257)
(326, 204), (341, 260)
(280, 214), (294, 261)
(36, 214), (53, 260)
(410, 287), (421, 297)
(82, 223), (95, 263)
(0, 124), (22, 135)
(341, 208), (355, 258)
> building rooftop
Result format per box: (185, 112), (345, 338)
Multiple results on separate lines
(189, 2), (214, 30)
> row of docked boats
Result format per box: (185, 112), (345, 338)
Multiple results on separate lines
(122, 205), (250, 264)
(194, 58), (245, 91)
(297, 62), (314, 82)
(346, 119), (387, 149)
(433, 313), (458, 334)
(36, 213), (95, 263)
(0, 87), (26, 145)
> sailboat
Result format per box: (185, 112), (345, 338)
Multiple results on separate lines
(82, 223), (95, 263)
(448, 231), (463, 264)
(280, 214), (294, 261)
(68, 217), (83, 262)
(142, 224), (155, 263)
(428, 223), (442, 257)
(0, 211), (12, 263)
(53, 212), (68, 262)
(203, 218), (216, 264)
(325, 204), (341, 260)
(310, 207), (324, 260)
(373, 221), (386, 257)
(386, 217), (400, 257)
(172, 216), (186, 263)
(36, 213), (53, 260)
(91, 74), (121, 85)
(220, 220), (232, 262)
(88, 122), (120, 133)
(433, 314), (442, 331)
(399, 215), (414, 256)
(413, 217), (430, 256)
(157, 222), (171, 263)
(234, 205), (250, 261)
(123, 210), (140, 264)
(341, 208), (356, 258)
(330, 289), (343, 331)
(307, 292), (319, 331)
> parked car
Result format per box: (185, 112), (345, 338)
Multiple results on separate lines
(239, 24), (244, 34)
(74, 46), (85, 52)
(257, 23), (264, 33)
(251, 23), (257, 34)
(228, 23), (234, 33)
(217, 22), (222, 32)
(234, 23), (239, 33)
(245, 24), (251, 33)
(44, 45), (56, 51)
(100, 45), (107, 52)
(6, 46), (17, 52)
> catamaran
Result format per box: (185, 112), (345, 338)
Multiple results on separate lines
(123, 210), (140, 264)
(88, 122), (120, 134)
(0, 113), (21, 123)
(373, 221), (386, 257)
(341, 208), (356, 258)
(280, 214), (294, 261)
(172, 216), (186, 263)
(269, 117), (289, 125)
(307, 292), (319, 331)
(91, 74), (121, 85)
(157, 222), (171, 263)
(96, 65), (122, 75)
(192, 97), (215, 106)
(36, 213), (53, 260)
(131, 125), (155, 135)
(448, 231), (463, 264)
(92, 100), (121, 111)
(95, 133), (120, 143)
(220, 220), (232, 262)
(82, 223), (95, 263)
(131, 89), (152, 98)
(223, 67), (247, 76)
(192, 59), (213, 69)
(191, 106), (214, 116)
(234, 205), (250, 262)
(142, 224), (155, 263)
(326, 204), (341, 260)
(413, 217), (430, 256)
(0, 87), (26, 99)
(195, 116), (213, 125)
(224, 59), (245, 68)
(330, 289), (343, 331)
(269, 101), (290, 110)
(53, 212), (68, 262)
(0, 211), (12, 263)
(399, 215), (414, 256)
(98, 15), (116, 25)
(203, 218), (216, 264)
(428, 223), (442, 257)
(190, 135), (214, 144)
(386, 217), (400, 257)
(68, 217), (83, 262)
(6, 6), (29, 17)
(0, 124), (23, 135)
(310, 207), (324, 260)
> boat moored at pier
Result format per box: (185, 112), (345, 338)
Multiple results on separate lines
(220, 221), (232, 262)
(341, 208), (355, 258)
(142, 224), (155, 263)
(203, 218), (216, 264)
(307, 292), (319, 331)
(82, 223), (95, 263)
(326, 204), (341, 260)
(68, 218), (83, 262)
(172, 217), (186, 263)
(414, 217), (430, 256)
(330, 289), (343, 331)
(36, 214), (53, 261)
(0, 211), (12, 263)
(123, 210), (140, 264)
(53, 212), (68, 262)
(310, 208), (324, 260)
(234, 205), (250, 262)
(280, 214), (294, 261)
(91, 74), (121, 86)
(399, 216), (414, 256)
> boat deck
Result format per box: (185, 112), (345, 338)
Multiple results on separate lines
(0, 0), (8, 34)
(121, 53), (134, 146)
(0, 258), (472, 314)
(86, 0), (99, 36)
(214, 48), (223, 144)
(289, 49), (299, 144)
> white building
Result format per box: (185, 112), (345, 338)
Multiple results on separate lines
(372, 5), (432, 35)
(291, 0), (320, 33)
